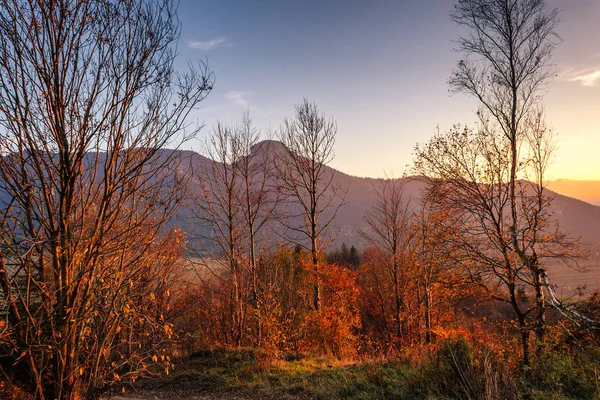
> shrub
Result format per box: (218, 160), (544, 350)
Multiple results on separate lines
(434, 336), (520, 400)
(530, 352), (598, 399)
(300, 263), (361, 358)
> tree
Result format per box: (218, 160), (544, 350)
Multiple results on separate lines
(192, 122), (247, 347)
(416, 0), (570, 366)
(411, 198), (463, 344)
(236, 114), (279, 346)
(348, 245), (360, 268)
(0, 0), (213, 398)
(191, 113), (278, 347)
(413, 119), (580, 366)
(326, 243), (360, 269)
(277, 99), (345, 312)
(360, 177), (413, 341)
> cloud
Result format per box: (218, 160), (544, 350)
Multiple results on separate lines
(569, 70), (600, 87)
(225, 91), (249, 108)
(187, 37), (226, 51)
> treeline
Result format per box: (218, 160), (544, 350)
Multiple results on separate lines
(180, 216), (470, 360)
(179, 118), (470, 355)
(178, 151), (599, 360)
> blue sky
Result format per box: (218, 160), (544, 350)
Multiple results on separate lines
(175, 0), (600, 180)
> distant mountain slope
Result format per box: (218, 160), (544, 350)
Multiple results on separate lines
(5, 145), (597, 292)
(548, 179), (600, 206)
(333, 175), (600, 250)
(170, 142), (600, 293)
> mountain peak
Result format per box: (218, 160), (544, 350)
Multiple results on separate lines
(250, 139), (288, 155)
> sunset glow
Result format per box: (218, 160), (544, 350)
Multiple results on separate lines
(176, 0), (600, 180)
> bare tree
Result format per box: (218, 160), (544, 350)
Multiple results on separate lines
(191, 122), (247, 347)
(236, 113), (279, 345)
(413, 119), (580, 366)
(360, 177), (413, 341)
(277, 99), (345, 312)
(419, 0), (574, 365)
(0, 0), (213, 398)
(191, 113), (278, 347)
(450, 0), (560, 147)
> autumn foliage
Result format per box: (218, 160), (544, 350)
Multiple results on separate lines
(2, 0), (599, 398)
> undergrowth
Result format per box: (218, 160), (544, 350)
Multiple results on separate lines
(134, 340), (600, 400)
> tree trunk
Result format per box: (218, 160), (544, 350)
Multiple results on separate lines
(533, 265), (546, 355)
(311, 233), (321, 312)
(509, 280), (530, 368)
(232, 267), (244, 347)
(521, 326), (530, 369)
(392, 260), (403, 340)
(249, 225), (262, 346)
(424, 282), (432, 344)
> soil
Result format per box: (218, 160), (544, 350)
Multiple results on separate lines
(109, 389), (306, 400)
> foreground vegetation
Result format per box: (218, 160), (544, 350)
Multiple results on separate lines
(119, 342), (599, 400)
(4, 338), (600, 399)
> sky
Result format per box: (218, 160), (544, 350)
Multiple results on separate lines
(175, 0), (600, 181)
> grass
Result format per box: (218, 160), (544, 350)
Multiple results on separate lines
(138, 349), (431, 399)
(134, 345), (600, 400)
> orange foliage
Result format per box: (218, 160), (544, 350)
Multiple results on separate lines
(300, 262), (361, 358)
(0, 381), (32, 400)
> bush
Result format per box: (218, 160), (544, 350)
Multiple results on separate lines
(0, 381), (32, 400)
(300, 263), (361, 358)
(530, 352), (598, 399)
(434, 336), (520, 400)
(437, 335), (474, 377)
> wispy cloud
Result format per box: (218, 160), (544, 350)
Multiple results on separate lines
(188, 37), (226, 51)
(569, 70), (600, 87)
(225, 91), (249, 108)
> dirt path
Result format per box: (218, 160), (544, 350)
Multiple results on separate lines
(110, 390), (306, 400)
(111, 394), (259, 400)
(111, 396), (253, 400)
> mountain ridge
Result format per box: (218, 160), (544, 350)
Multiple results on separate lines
(146, 142), (600, 293)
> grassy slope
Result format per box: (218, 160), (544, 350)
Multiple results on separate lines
(135, 349), (429, 400)
(127, 346), (600, 400)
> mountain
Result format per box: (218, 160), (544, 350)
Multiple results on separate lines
(172, 141), (600, 294)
